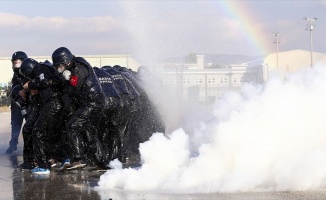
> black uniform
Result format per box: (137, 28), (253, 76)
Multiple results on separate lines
(94, 67), (131, 162)
(119, 66), (165, 162)
(20, 89), (42, 169)
(28, 62), (64, 169)
(6, 51), (29, 154)
(64, 57), (106, 167)
(100, 66), (165, 163)
(6, 69), (29, 154)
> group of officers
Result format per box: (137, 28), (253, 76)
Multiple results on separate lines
(6, 47), (165, 174)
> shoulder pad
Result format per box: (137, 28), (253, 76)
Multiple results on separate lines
(40, 60), (53, 67)
(102, 66), (119, 75)
(75, 57), (91, 67)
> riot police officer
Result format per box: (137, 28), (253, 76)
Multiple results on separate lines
(19, 77), (41, 170)
(52, 47), (107, 170)
(20, 58), (65, 174)
(6, 51), (28, 154)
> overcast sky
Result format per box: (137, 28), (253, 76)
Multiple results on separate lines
(0, 0), (325, 63)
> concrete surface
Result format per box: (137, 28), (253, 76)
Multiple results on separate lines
(1, 112), (326, 200)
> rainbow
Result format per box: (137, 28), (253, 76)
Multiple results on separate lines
(216, 1), (272, 56)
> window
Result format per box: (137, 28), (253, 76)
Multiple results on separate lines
(195, 78), (203, 84)
(220, 77), (228, 84)
(221, 77), (229, 84)
(183, 78), (190, 84)
(208, 78), (215, 84)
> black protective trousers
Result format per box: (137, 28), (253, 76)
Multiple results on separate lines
(32, 97), (62, 168)
(22, 102), (41, 163)
(121, 93), (165, 160)
(66, 93), (106, 166)
(9, 103), (25, 147)
(98, 94), (131, 162)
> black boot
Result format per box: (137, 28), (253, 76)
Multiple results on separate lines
(5, 145), (17, 154)
(20, 162), (37, 170)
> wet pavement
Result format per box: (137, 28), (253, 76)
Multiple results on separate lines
(2, 154), (102, 200)
(2, 111), (326, 200)
(0, 112), (103, 200)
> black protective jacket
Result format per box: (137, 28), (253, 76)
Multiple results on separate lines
(28, 62), (64, 103)
(64, 57), (106, 166)
(102, 67), (129, 96)
(10, 69), (25, 105)
(93, 67), (120, 99)
(68, 57), (103, 106)
(26, 61), (65, 168)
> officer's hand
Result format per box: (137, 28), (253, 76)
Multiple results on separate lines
(31, 89), (38, 95)
(19, 90), (26, 100)
(23, 81), (30, 90)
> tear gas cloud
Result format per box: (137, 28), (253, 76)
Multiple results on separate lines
(96, 64), (326, 194)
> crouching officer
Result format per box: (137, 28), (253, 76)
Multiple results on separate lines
(19, 77), (42, 170)
(6, 51), (29, 154)
(19, 59), (65, 174)
(52, 47), (107, 170)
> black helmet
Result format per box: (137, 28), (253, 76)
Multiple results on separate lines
(11, 51), (28, 61)
(19, 58), (38, 79)
(112, 65), (122, 71)
(137, 65), (151, 75)
(52, 47), (74, 67)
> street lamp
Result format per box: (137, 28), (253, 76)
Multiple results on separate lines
(303, 17), (317, 67)
(272, 32), (280, 70)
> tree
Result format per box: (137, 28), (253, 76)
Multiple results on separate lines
(185, 53), (197, 64)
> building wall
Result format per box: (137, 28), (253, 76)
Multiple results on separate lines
(263, 49), (326, 81)
(160, 65), (262, 104)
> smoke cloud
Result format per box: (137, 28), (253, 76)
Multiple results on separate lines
(96, 64), (326, 194)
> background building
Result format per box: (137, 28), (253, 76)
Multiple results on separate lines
(263, 49), (326, 81)
(158, 53), (263, 104)
(159, 49), (326, 104)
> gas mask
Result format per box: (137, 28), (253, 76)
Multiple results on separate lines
(62, 70), (71, 81)
(58, 67), (65, 73)
(57, 65), (66, 74)
(13, 63), (22, 68)
(12, 59), (22, 73)
(13, 67), (20, 74)
(57, 63), (69, 73)
(56, 63), (71, 80)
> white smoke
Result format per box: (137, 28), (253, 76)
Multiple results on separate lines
(96, 64), (326, 194)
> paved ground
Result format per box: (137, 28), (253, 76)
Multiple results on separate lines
(2, 111), (326, 200)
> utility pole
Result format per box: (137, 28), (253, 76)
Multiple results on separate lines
(272, 33), (280, 70)
(303, 17), (317, 67)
